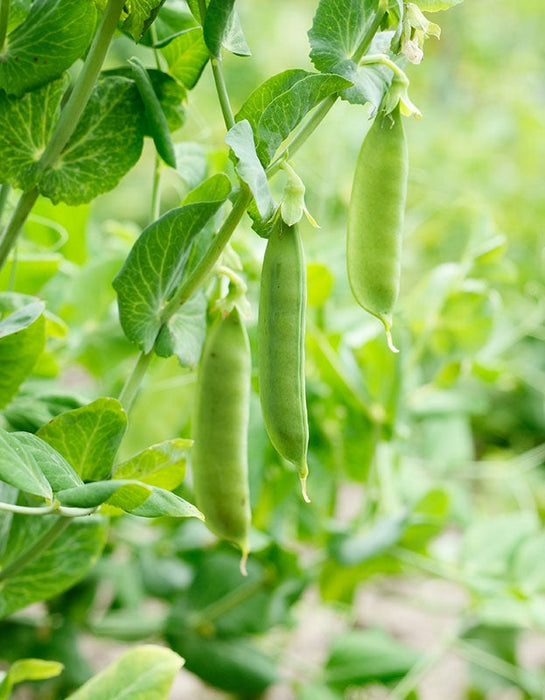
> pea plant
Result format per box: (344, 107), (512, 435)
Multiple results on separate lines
(6, 0), (542, 698)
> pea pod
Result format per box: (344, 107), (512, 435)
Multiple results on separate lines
(128, 56), (177, 169)
(347, 103), (408, 352)
(191, 306), (251, 572)
(258, 219), (309, 501)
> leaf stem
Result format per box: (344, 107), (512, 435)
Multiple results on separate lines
(160, 185), (252, 321)
(0, 0), (9, 55)
(210, 57), (235, 130)
(0, 188), (39, 273)
(118, 350), (154, 412)
(0, 517), (72, 583)
(151, 154), (162, 221)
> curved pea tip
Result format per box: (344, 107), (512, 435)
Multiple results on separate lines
(300, 475), (311, 503)
(239, 550), (249, 577)
(385, 327), (399, 354)
(380, 316), (399, 354)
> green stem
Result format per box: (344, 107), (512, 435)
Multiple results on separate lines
(0, 183), (9, 223)
(0, 0), (9, 55)
(351, 0), (388, 64)
(151, 155), (162, 221)
(359, 54), (409, 84)
(0, 517), (72, 583)
(39, 0), (126, 171)
(0, 188), (39, 273)
(160, 186), (252, 321)
(118, 350), (154, 412)
(210, 57), (235, 130)
(0, 503), (56, 516)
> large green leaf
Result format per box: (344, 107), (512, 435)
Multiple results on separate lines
(236, 69), (351, 165)
(0, 300), (45, 409)
(0, 428), (52, 499)
(113, 178), (230, 352)
(308, 0), (393, 110)
(65, 645), (183, 700)
(122, 0), (167, 42)
(0, 76), (146, 205)
(0, 0), (96, 96)
(128, 487), (202, 519)
(155, 289), (207, 366)
(6, 0), (32, 33)
(160, 27), (209, 89)
(36, 398), (127, 481)
(0, 515), (107, 619)
(0, 74), (69, 191)
(40, 77), (146, 205)
(113, 438), (191, 489)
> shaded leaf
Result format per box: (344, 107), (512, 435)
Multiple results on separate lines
(329, 512), (408, 566)
(0, 0), (96, 96)
(203, 0), (235, 57)
(0, 300), (45, 409)
(155, 289), (207, 366)
(65, 645), (183, 700)
(128, 487), (202, 519)
(0, 515), (107, 619)
(37, 398), (127, 482)
(324, 629), (420, 688)
(11, 432), (83, 492)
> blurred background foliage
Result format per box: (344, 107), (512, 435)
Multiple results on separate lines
(2, 0), (545, 698)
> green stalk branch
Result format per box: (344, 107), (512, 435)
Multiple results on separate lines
(0, 0), (126, 273)
(0, 183), (10, 224)
(0, 517), (72, 583)
(160, 186), (252, 321)
(0, 188), (39, 272)
(118, 350), (154, 412)
(0, 0), (9, 55)
(210, 57), (235, 130)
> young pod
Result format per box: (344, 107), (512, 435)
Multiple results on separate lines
(191, 307), (251, 572)
(258, 219), (310, 501)
(347, 103), (408, 351)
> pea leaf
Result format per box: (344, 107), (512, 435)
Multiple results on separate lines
(36, 398), (127, 482)
(0, 74), (69, 191)
(222, 8), (251, 56)
(39, 77), (146, 205)
(0, 299), (45, 409)
(0, 514), (107, 619)
(155, 289), (207, 367)
(236, 70), (352, 165)
(10, 432), (84, 492)
(0, 428), (52, 499)
(122, 0), (167, 42)
(174, 142), (208, 189)
(128, 487), (202, 519)
(160, 27), (210, 89)
(225, 120), (276, 218)
(308, 0), (393, 110)
(0, 0), (97, 96)
(65, 646), (183, 700)
(0, 659), (63, 700)
(113, 438), (191, 490)
(113, 177), (230, 353)
(203, 0), (235, 57)
(6, 0), (31, 33)
(56, 480), (152, 509)
(324, 629), (420, 687)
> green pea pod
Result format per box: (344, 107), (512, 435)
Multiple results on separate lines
(258, 219), (310, 501)
(191, 307), (251, 572)
(128, 56), (177, 169)
(347, 103), (408, 352)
